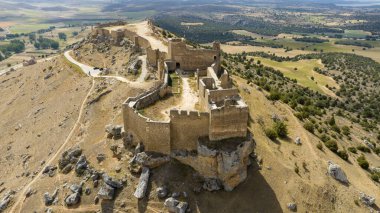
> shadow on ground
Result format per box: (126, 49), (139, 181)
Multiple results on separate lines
(195, 165), (283, 213)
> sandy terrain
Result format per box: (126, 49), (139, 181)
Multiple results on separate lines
(0, 56), (92, 211)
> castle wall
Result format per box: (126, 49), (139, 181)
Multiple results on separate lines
(207, 88), (239, 104)
(170, 110), (209, 151)
(168, 40), (219, 71)
(123, 104), (148, 143)
(147, 48), (159, 67)
(146, 121), (171, 154)
(209, 106), (249, 141)
(199, 78), (215, 110)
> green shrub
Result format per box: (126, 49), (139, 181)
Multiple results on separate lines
(265, 128), (277, 140)
(342, 126), (350, 136)
(357, 145), (371, 153)
(374, 147), (380, 155)
(337, 150), (348, 161)
(325, 140), (338, 153)
(348, 147), (357, 154)
(316, 143), (323, 150)
(303, 121), (315, 134)
(320, 134), (330, 143)
(357, 155), (369, 170)
(273, 121), (288, 138)
(371, 173), (379, 182)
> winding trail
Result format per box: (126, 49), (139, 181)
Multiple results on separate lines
(64, 50), (148, 88)
(10, 78), (96, 213)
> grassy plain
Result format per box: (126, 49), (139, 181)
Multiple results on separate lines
(252, 56), (339, 96)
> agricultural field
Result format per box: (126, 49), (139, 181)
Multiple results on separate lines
(252, 56), (339, 96)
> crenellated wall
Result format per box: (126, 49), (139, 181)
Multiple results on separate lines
(209, 103), (249, 141)
(169, 110), (209, 151)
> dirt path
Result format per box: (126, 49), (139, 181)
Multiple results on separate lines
(10, 78), (96, 213)
(178, 76), (197, 110)
(64, 50), (149, 88)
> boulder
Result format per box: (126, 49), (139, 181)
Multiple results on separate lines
(295, 137), (302, 145)
(359, 192), (375, 206)
(202, 178), (222, 191)
(105, 124), (123, 138)
(102, 173), (123, 189)
(134, 167), (150, 199)
(156, 186), (168, 199)
(75, 155), (88, 175)
(327, 161), (348, 183)
(135, 152), (170, 168)
(96, 153), (106, 162)
(43, 189), (58, 206)
(287, 203), (297, 211)
(70, 184), (83, 194)
(65, 192), (80, 206)
(135, 143), (144, 154)
(164, 197), (188, 213)
(43, 165), (57, 177)
(97, 184), (115, 200)
(0, 191), (15, 212)
(61, 164), (73, 174)
(364, 140), (375, 150)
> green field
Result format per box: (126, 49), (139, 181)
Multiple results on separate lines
(9, 24), (55, 34)
(253, 56), (339, 96)
(343, 30), (371, 39)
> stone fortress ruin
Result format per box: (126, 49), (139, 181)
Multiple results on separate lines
(92, 21), (254, 191)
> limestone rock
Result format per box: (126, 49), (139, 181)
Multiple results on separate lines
(0, 190), (15, 212)
(96, 153), (106, 162)
(134, 167), (150, 199)
(102, 173), (123, 189)
(70, 184), (83, 194)
(43, 189), (58, 206)
(157, 186), (168, 199)
(364, 139), (375, 150)
(295, 137), (302, 145)
(202, 178), (222, 191)
(65, 192), (80, 206)
(97, 184), (115, 200)
(105, 124), (123, 138)
(75, 155), (88, 175)
(135, 142), (144, 154)
(328, 161), (348, 183)
(135, 152), (170, 168)
(359, 192), (375, 206)
(287, 203), (297, 211)
(164, 197), (188, 213)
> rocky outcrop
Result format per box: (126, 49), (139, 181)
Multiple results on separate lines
(164, 197), (188, 213)
(105, 124), (123, 139)
(359, 192), (375, 206)
(328, 161), (348, 184)
(65, 192), (80, 206)
(173, 136), (254, 191)
(97, 184), (115, 200)
(134, 152), (170, 168)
